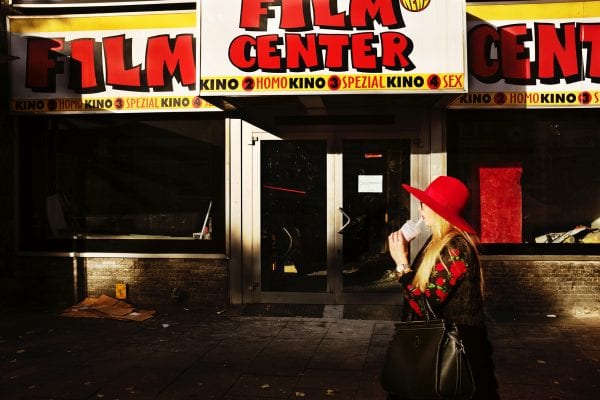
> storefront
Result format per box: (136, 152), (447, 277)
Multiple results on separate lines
(3, 0), (598, 315)
(448, 1), (600, 251)
(5, 1), (235, 306)
(200, 0), (471, 306)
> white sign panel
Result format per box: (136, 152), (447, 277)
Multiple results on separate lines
(452, 0), (600, 108)
(8, 11), (218, 113)
(200, 0), (467, 96)
(9, 0), (195, 7)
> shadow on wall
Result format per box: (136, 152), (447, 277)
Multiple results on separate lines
(483, 259), (600, 319)
(4, 257), (76, 310)
(3, 255), (231, 311)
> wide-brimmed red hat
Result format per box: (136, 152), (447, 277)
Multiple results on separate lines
(402, 176), (476, 234)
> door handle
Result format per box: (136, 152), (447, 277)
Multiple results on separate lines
(338, 207), (351, 234)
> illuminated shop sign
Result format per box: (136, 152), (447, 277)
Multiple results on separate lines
(9, 0), (195, 7)
(199, 0), (468, 96)
(8, 11), (218, 114)
(451, 0), (600, 108)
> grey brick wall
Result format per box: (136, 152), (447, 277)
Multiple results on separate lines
(8, 256), (230, 309)
(4, 255), (600, 317)
(482, 258), (600, 317)
(83, 257), (230, 306)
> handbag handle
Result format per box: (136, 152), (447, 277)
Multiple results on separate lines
(419, 296), (439, 321)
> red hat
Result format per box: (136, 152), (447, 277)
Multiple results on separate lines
(402, 176), (476, 234)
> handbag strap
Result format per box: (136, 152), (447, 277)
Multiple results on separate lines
(419, 296), (439, 321)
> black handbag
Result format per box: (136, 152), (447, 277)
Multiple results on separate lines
(381, 298), (475, 399)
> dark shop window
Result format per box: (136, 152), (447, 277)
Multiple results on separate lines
(448, 109), (600, 254)
(19, 114), (225, 253)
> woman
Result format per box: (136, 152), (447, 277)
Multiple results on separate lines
(388, 176), (499, 400)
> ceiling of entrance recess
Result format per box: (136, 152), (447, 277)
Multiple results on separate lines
(210, 93), (453, 133)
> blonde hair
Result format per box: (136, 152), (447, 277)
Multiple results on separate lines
(412, 212), (482, 292)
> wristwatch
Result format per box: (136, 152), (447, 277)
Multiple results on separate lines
(395, 263), (412, 274)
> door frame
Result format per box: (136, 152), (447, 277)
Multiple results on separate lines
(235, 109), (440, 304)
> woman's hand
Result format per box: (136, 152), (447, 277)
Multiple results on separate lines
(388, 229), (409, 268)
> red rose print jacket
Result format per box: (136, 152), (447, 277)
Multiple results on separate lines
(401, 235), (485, 327)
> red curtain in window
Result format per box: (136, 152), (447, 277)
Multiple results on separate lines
(479, 165), (523, 243)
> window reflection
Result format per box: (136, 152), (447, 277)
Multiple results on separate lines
(19, 115), (225, 253)
(448, 110), (600, 251)
(260, 140), (327, 292)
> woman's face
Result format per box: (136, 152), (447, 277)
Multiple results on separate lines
(420, 202), (436, 227)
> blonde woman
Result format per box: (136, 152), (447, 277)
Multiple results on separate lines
(388, 176), (499, 400)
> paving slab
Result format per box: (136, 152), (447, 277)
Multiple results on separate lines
(0, 307), (598, 400)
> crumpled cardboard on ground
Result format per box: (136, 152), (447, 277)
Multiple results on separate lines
(61, 294), (155, 321)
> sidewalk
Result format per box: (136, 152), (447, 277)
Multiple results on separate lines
(1, 304), (598, 400)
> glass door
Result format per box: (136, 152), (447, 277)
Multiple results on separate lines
(251, 132), (412, 304)
(259, 138), (329, 296)
(338, 139), (411, 302)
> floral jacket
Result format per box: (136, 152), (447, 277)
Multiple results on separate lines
(401, 234), (485, 327)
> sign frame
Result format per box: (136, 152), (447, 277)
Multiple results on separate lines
(9, 0), (195, 8)
(199, 0), (468, 97)
(451, 0), (600, 109)
(7, 9), (219, 114)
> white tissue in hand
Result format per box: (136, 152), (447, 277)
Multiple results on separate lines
(400, 219), (425, 242)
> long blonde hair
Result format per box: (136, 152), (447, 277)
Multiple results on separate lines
(412, 212), (482, 292)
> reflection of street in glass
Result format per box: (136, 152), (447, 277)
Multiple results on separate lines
(535, 226), (599, 243)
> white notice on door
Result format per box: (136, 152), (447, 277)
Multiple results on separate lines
(358, 175), (383, 193)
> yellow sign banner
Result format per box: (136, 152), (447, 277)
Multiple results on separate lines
(11, 96), (220, 113)
(461, 1), (600, 108)
(199, 73), (465, 94)
(449, 91), (598, 108)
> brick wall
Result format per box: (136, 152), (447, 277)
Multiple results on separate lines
(83, 257), (230, 306)
(4, 255), (600, 316)
(482, 258), (600, 317)
(7, 256), (230, 309)
(6, 257), (74, 308)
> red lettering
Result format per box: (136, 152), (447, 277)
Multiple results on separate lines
(470, 22), (599, 85)
(380, 31), (414, 70)
(24, 32), (197, 94)
(285, 34), (320, 70)
(146, 34), (196, 89)
(240, 0), (276, 30)
(229, 35), (257, 71)
(313, 0), (347, 28)
(443, 74), (463, 88)
(351, 32), (377, 71)
(536, 23), (579, 83)
(349, 0), (404, 29)
(228, 31), (418, 73)
(468, 24), (501, 83)
(280, 0), (311, 30)
(318, 34), (350, 69)
(26, 37), (63, 91)
(500, 24), (533, 84)
(581, 23), (600, 82)
(256, 34), (282, 71)
(103, 35), (141, 88)
(240, 0), (403, 30)
(70, 38), (102, 91)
